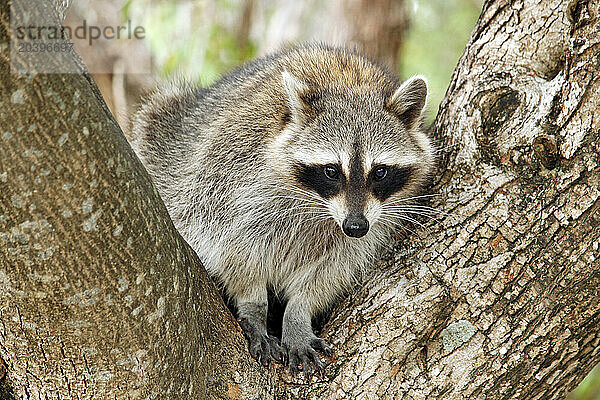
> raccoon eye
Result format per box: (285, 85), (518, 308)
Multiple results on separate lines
(323, 165), (340, 180)
(373, 166), (388, 181)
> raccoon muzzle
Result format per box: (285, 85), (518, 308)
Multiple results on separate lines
(342, 213), (369, 238)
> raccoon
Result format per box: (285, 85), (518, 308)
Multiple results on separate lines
(129, 44), (434, 376)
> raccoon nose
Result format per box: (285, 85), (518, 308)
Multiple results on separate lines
(342, 214), (369, 238)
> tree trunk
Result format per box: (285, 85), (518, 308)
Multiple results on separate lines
(291, 0), (600, 398)
(1, 0), (599, 400)
(255, 0), (409, 70)
(0, 1), (271, 399)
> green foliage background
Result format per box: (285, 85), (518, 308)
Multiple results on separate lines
(134, 0), (482, 123)
(569, 365), (600, 400)
(401, 0), (480, 122)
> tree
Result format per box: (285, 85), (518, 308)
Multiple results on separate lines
(0, 1), (269, 399)
(1, 0), (599, 399)
(254, 0), (409, 70)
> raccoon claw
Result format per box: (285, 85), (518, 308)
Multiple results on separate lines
(251, 335), (284, 366)
(268, 335), (286, 364)
(239, 318), (285, 366)
(311, 337), (333, 357)
(285, 340), (329, 379)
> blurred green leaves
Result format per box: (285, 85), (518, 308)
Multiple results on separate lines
(142, 0), (255, 84)
(137, 0), (480, 122)
(401, 0), (481, 123)
(569, 365), (600, 400)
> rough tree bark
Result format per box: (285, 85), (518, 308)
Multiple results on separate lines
(0, 0), (599, 400)
(0, 1), (271, 399)
(293, 0), (600, 398)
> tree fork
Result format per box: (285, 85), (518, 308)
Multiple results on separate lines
(0, 0), (599, 399)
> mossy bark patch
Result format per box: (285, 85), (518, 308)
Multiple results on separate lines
(441, 320), (477, 353)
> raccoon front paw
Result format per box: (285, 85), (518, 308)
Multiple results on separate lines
(284, 336), (333, 378)
(239, 318), (286, 366)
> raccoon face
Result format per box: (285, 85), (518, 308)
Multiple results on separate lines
(291, 154), (419, 238)
(295, 162), (415, 238)
(271, 71), (433, 239)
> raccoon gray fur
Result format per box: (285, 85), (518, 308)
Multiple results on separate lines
(129, 43), (434, 376)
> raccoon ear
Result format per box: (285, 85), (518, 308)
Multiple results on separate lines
(387, 75), (428, 129)
(281, 70), (316, 124)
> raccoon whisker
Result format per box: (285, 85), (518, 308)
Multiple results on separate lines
(393, 214), (431, 232)
(274, 185), (324, 203)
(382, 204), (448, 221)
(385, 193), (441, 205)
(288, 185), (319, 196)
(270, 195), (326, 207)
(384, 206), (451, 218)
(384, 205), (442, 212)
(377, 215), (407, 230)
(380, 212), (431, 234)
(398, 223), (421, 238)
(297, 215), (332, 221)
(273, 195), (326, 208)
(377, 217), (420, 238)
(388, 204), (443, 211)
(261, 206), (326, 220)
(385, 209), (444, 224)
(264, 183), (320, 199)
(389, 205), (457, 217)
(390, 208), (439, 218)
(270, 191), (324, 201)
(273, 202), (327, 212)
(404, 217), (433, 234)
(302, 214), (335, 224)
(385, 207), (458, 222)
(303, 214), (333, 222)
(284, 206), (331, 216)
(287, 206), (329, 212)
(290, 209), (331, 217)
(258, 205), (314, 216)
(384, 211), (442, 221)
(265, 201), (318, 210)
(276, 189), (321, 202)
(376, 215), (396, 225)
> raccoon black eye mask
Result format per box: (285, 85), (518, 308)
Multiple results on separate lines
(129, 43), (433, 377)
(370, 165), (414, 201)
(294, 163), (345, 199)
(295, 163), (414, 203)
